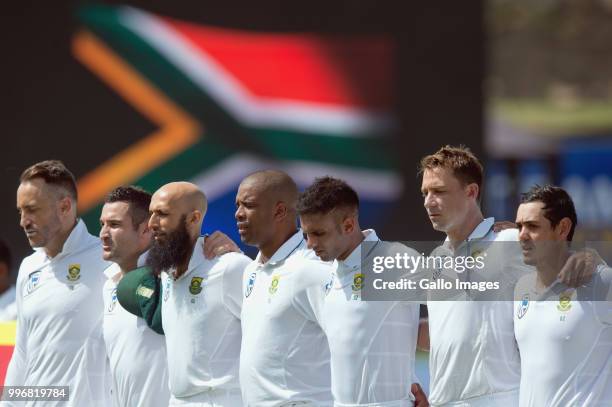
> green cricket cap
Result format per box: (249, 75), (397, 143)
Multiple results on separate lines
(117, 266), (164, 334)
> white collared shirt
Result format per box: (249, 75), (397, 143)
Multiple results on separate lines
(322, 230), (420, 407)
(160, 237), (251, 399)
(3, 220), (111, 407)
(514, 265), (612, 406)
(103, 263), (170, 407)
(427, 217), (525, 405)
(240, 230), (333, 407)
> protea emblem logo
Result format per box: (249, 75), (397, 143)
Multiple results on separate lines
(189, 277), (204, 295)
(269, 275), (280, 295)
(67, 264), (81, 282)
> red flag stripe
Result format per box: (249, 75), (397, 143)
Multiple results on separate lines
(162, 18), (394, 109)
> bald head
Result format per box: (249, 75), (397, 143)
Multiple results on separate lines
(149, 182), (207, 241)
(154, 182), (207, 214)
(240, 170), (298, 213)
(235, 170), (299, 251)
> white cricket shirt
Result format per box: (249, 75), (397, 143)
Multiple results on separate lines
(3, 220), (111, 407)
(103, 263), (170, 407)
(322, 230), (420, 407)
(514, 265), (612, 406)
(427, 218), (524, 406)
(240, 230), (333, 407)
(160, 238), (251, 400)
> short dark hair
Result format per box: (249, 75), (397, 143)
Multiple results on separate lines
(20, 160), (78, 201)
(520, 185), (577, 241)
(419, 145), (484, 200)
(105, 186), (152, 228)
(0, 239), (11, 271)
(297, 176), (359, 216)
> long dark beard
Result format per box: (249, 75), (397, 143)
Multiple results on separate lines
(146, 215), (193, 277)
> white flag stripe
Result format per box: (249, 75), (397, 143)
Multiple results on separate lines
(190, 153), (403, 201)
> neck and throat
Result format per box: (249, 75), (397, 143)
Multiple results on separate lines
(44, 219), (78, 259)
(535, 248), (570, 291)
(446, 208), (484, 251)
(258, 227), (298, 264)
(174, 238), (197, 278)
(337, 229), (366, 262)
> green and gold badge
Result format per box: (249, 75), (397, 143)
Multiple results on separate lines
(352, 273), (364, 292)
(471, 249), (485, 258)
(67, 264), (81, 282)
(557, 290), (573, 312)
(269, 275), (280, 295)
(189, 277), (204, 295)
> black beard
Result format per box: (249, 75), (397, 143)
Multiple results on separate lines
(146, 215), (193, 276)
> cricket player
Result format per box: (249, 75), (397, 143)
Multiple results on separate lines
(5, 160), (110, 406)
(147, 182), (251, 406)
(237, 170), (334, 406)
(419, 146), (604, 406)
(513, 185), (612, 406)
(99, 186), (170, 407)
(297, 176), (429, 407)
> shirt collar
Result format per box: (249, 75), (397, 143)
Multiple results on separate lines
(444, 217), (495, 245)
(256, 230), (304, 266)
(334, 229), (379, 276)
(104, 263), (121, 279)
(468, 217), (495, 240)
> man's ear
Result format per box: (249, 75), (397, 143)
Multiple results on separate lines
(58, 196), (73, 216)
(189, 210), (203, 227)
(466, 183), (479, 201)
(557, 217), (573, 240)
(273, 202), (289, 221)
(341, 212), (357, 234)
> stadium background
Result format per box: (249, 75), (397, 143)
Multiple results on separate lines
(1, 0), (611, 394)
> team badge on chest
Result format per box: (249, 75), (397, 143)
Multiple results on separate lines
(557, 290), (574, 321)
(352, 273), (364, 292)
(557, 290), (573, 312)
(269, 275), (280, 295)
(189, 277), (204, 295)
(245, 272), (257, 298)
(67, 264), (81, 282)
(351, 273), (363, 300)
